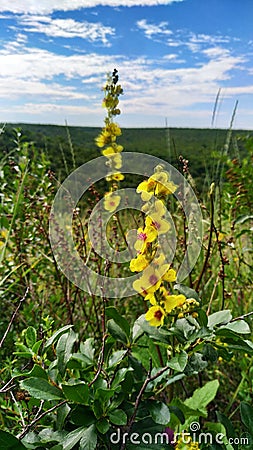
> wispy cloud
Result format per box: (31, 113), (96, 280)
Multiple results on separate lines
(0, 0), (184, 15)
(136, 19), (172, 39)
(18, 15), (115, 46)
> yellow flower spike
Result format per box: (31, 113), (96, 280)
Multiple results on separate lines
(132, 266), (162, 296)
(162, 294), (186, 313)
(145, 305), (165, 327)
(104, 193), (121, 212)
(130, 254), (149, 272)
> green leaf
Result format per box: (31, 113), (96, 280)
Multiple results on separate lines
(27, 364), (48, 379)
(94, 388), (115, 404)
(167, 351), (188, 372)
(207, 310), (232, 328)
(44, 325), (73, 350)
(32, 339), (43, 354)
(79, 425), (97, 450)
(149, 401), (171, 425)
(234, 214), (253, 225)
(220, 320), (251, 334)
(69, 406), (95, 427)
(62, 426), (87, 450)
(174, 284), (200, 301)
(20, 377), (64, 401)
(108, 409), (128, 425)
(62, 382), (89, 404)
(134, 314), (171, 343)
(240, 402), (253, 430)
(56, 330), (77, 377)
(96, 418), (110, 434)
(79, 338), (95, 364)
(0, 431), (26, 449)
(216, 412), (235, 439)
(106, 307), (130, 338)
(24, 326), (37, 348)
(184, 380), (219, 416)
(108, 350), (128, 368)
(107, 319), (128, 344)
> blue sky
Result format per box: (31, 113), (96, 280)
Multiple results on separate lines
(0, 0), (252, 128)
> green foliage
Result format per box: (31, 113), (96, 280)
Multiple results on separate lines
(0, 73), (252, 449)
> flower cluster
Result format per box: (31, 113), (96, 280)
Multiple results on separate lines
(130, 165), (199, 326)
(95, 69), (124, 213)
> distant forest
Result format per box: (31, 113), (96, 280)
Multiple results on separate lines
(0, 123), (252, 190)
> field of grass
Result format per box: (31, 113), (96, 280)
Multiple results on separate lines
(0, 72), (253, 449)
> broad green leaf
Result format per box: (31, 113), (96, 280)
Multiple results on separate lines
(167, 351), (188, 372)
(0, 431), (26, 449)
(44, 325), (73, 350)
(108, 409), (128, 425)
(79, 425), (97, 450)
(96, 418), (110, 434)
(106, 306), (130, 338)
(220, 320), (251, 334)
(174, 284), (200, 302)
(62, 382), (89, 404)
(56, 330), (77, 377)
(62, 426), (87, 450)
(207, 310), (232, 328)
(27, 364), (48, 379)
(32, 339), (43, 354)
(24, 326), (37, 348)
(108, 350), (127, 368)
(184, 380), (219, 416)
(240, 402), (253, 430)
(20, 377), (64, 401)
(69, 406), (95, 427)
(149, 401), (171, 425)
(107, 319), (128, 344)
(79, 338), (95, 364)
(94, 388), (115, 404)
(216, 412), (235, 439)
(134, 314), (171, 343)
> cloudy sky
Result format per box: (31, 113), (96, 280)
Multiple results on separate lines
(0, 0), (252, 128)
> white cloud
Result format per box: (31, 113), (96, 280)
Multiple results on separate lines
(0, 35), (251, 128)
(18, 15), (115, 45)
(136, 19), (172, 38)
(0, 0), (184, 14)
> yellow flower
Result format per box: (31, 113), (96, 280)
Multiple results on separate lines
(175, 436), (200, 450)
(144, 292), (157, 305)
(134, 224), (157, 253)
(162, 294), (186, 313)
(162, 267), (177, 282)
(136, 172), (177, 200)
(104, 153), (122, 170)
(145, 305), (165, 327)
(102, 144), (124, 156)
(95, 131), (114, 148)
(106, 172), (124, 182)
(145, 214), (170, 235)
(133, 266), (162, 296)
(130, 254), (149, 272)
(106, 122), (121, 136)
(104, 193), (120, 212)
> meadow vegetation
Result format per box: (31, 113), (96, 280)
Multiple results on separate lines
(0, 71), (252, 449)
